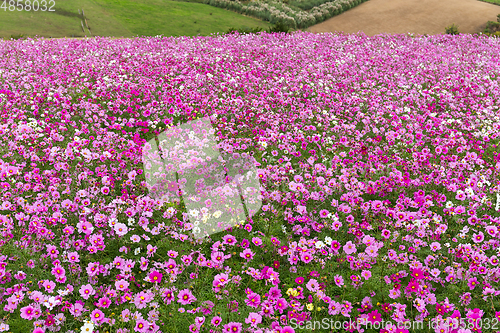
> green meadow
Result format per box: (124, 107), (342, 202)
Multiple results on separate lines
(0, 0), (269, 38)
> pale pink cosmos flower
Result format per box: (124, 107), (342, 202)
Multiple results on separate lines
(430, 242), (441, 252)
(306, 278), (319, 292)
(79, 284), (95, 300)
(343, 241), (357, 255)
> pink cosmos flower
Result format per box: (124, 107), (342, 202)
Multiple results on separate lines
(222, 234), (237, 245)
(223, 322), (242, 333)
(91, 309), (105, 323)
(45, 314), (55, 326)
(334, 275), (344, 287)
(86, 262), (100, 277)
(329, 301), (341, 315)
(467, 277), (478, 290)
(252, 237), (263, 246)
(361, 270), (372, 280)
(381, 229), (391, 239)
(79, 284), (95, 300)
(245, 312), (262, 327)
(167, 250), (178, 258)
(276, 298), (288, 314)
(20, 305), (35, 320)
(306, 279), (319, 292)
(114, 223), (128, 236)
(69, 302), (84, 317)
(163, 289), (175, 305)
(300, 252), (313, 263)
(213, 273), (229, 287)
(367, 310), (382, 324)
(411, 268), (424, 280)
(115, 279), (129, 291)
(135, 319), (150, 332)
(473, 232), (484, 243)
(211, 316), (222, 326)
(246, 293), (261, 308)
(188, 324), (200, 333)
(343, 241), (357, 255)
(43, 280), (56, 294)
(77, 221), (93, 235)
(149, 271), (163, 284)
(429, 242), (441, 252)
(97, 296), (111, 309)
(331, 240), (340, 252)
(51, 265), (65, 277)
(67, 251), (79, 263)
(240, 248), (255, 261)
(177, 288), (196, 305)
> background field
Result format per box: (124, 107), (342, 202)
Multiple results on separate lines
(479, 0), (500, 5)
(0, 0), (270, 38)
(4, 0), (498, 39)
(307, 0), (500, 36)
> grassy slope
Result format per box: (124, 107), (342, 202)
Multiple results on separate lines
(478, 0), (500, 5)
(0, 0), (269, 38)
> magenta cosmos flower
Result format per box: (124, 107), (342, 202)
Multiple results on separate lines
(149, 270), (163, 283)
(223, 322), (242, 333)
(245, 293), (261, 308)
(211, 316), (222, 326)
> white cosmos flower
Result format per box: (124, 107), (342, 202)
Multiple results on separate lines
(43, 296), (60, 310)
(81, 320), (94, 333)
(315, 241), (325, 249)
(57, 289), (70, 296)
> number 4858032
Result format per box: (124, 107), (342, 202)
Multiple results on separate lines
(1, 0), (56, 11)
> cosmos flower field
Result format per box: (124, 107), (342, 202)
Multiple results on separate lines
(1, 32), (500, 333)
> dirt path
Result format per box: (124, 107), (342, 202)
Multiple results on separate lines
(307, 0), (500, 36)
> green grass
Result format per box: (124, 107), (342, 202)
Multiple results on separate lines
(0, 0), (269, 38)
(478, 0), (500, 5)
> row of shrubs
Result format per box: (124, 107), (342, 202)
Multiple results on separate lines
(445, 14), (500, 37)
(288, 0), (346, 11)
(225, 20), (292, 35)
(203, 0), (368, 29)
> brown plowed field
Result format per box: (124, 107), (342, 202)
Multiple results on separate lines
(306, 0), (500, 36)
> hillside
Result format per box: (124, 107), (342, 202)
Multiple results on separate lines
(0, 0), (269, 38)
